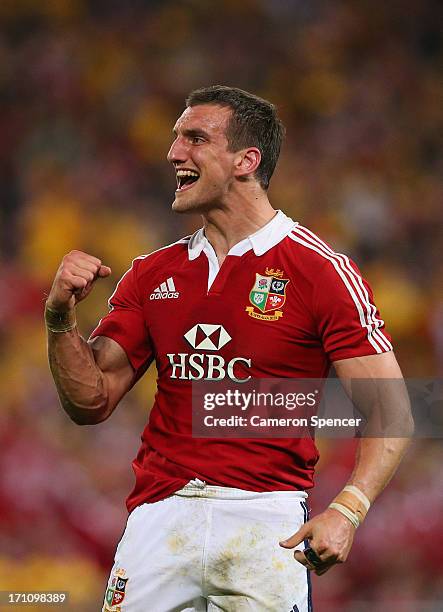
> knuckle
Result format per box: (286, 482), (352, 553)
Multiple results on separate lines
(62, 255), (74, 267)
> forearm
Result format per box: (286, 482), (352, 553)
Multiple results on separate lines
(331, 353), (413, 524)
(46, 311), (109, 425)
(347, 436), (411, 503)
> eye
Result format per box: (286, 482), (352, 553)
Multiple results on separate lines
(191, 136), (205, 144)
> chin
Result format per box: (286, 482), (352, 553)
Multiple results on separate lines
(172, 196), (198, 213)
(172, 192), (211, 214)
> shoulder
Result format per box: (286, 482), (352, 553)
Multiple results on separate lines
(281, 223), (369, 297)
(285, 224), (341, 264)
(282, 223), (355, 276)
(129, 235), (191, 278)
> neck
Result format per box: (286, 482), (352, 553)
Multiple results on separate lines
(202, 189), (276, 263)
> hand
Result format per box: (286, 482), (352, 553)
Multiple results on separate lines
(279, 507), (356, 575)
(47, 250), (112, 312)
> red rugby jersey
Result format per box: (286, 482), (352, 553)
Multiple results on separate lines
(90, 211), (392, 512)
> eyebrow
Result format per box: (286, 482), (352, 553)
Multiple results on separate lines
(172, 128), (210, 139)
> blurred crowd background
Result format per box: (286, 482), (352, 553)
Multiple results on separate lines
(0, 0), (442, 610)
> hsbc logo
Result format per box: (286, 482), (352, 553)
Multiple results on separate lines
(167, 323), (251, 383)
(184, 323), (231, 351)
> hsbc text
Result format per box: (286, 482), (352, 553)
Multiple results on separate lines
(166, 353), (251, 382)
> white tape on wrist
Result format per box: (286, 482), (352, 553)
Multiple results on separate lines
(329, 502), (360, 529)
(343, 485), (371, 511)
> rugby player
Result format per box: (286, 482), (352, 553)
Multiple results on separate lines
(46, 86), (412, 611)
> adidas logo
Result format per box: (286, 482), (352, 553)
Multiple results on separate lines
(149, 277), (179, 300)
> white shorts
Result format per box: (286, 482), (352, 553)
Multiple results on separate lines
(102, 480), (312, 612)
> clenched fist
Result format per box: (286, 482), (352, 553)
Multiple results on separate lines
(47, 250), (112, 312)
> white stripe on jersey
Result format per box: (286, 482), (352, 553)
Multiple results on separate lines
(293, 226), (392, 352)
(288, 227), (392, 354)
(166, 277), (176, 292)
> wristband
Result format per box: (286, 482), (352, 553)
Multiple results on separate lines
(328, 485), (371, 528)
(45, 304), (77, 333)
(343, 485), (371, 513)
(329, 502), (360, 529)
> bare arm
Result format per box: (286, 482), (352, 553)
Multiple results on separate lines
(48, 330), (135, 425)
(280, 351), (413, 574)
(46, 250), (135, 425)
(334, 351), (413, 502)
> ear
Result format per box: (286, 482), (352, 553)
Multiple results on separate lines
(233, 147), (261, 180)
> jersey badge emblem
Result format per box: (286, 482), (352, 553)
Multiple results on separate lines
(104, 568), (128, 610)
(246, 269), (289, 321)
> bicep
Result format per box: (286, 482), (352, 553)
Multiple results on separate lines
(333, 351), (402, 381)
(88, 335), (136, 413)
(333, 352), (413, 434)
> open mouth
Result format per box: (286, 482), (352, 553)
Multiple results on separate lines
(176, 169), (200, 192)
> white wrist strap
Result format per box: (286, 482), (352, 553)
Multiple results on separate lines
(329, 502), (360, 529)
(343, 485), (371, 511)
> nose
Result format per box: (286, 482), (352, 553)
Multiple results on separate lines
(167, 136), (188, 164)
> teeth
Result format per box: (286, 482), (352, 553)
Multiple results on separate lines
(176, 170), (199, 177)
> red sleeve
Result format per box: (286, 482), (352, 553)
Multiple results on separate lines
(90, 258), (153, 377)
(313, 256), (393, 362)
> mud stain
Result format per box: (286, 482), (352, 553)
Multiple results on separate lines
(167, 530), (190, 554)
(209, 522), (305, 610)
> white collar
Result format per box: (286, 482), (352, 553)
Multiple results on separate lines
(188, 210), (297, 261)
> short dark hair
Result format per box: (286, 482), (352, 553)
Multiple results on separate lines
(185, 85), (285, 190)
